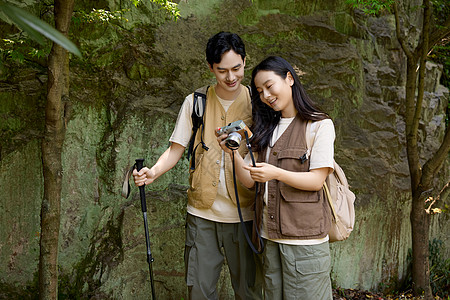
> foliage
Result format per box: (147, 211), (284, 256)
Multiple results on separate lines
(0, 0), (180, 64)
(431, 0), (450, 27)
(0, 0), (180, 70)
(72, 8), (130, 24)
(0, 34), (48, 68)
(402, 239), (450, 298)
(132, 0), (180, 20)
(0, 1), (81, 57)
(346, 0), (393, 15)
(429, 239), (450, 298)
(347, 0), (450, 21)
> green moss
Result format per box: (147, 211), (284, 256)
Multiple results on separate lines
(0, 88), (45, 157)
(58, 213), (124, 299)
(333, 12), (363, 38)
(0, 278), (38, 300)
(177, 0), (223, 19)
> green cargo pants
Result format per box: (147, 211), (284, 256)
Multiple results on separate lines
(184, 213), (263, 300)
(262, 239), (333, 300)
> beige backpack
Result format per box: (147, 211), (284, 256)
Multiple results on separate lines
(306, 120), (356, 242)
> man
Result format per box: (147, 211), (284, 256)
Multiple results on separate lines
(133, 32), (261, 300)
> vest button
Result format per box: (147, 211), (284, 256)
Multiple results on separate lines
(216, 160), (220, 164)
(221, 116), (225, 120)
(270, 215), (274, 219)
(273, 151), (278, 156)
(212, 181), (217, 187)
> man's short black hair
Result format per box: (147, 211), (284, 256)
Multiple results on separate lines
(206, 32), (246, 67)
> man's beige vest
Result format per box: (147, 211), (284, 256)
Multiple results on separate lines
(187, 85), (254, 209)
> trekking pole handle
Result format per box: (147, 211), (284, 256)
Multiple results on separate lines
(135, 158), (147, 213)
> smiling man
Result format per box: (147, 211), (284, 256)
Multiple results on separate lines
(133, 32), (261, 300)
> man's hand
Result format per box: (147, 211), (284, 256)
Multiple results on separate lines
(216, 127), (234, 154)
(133, 167), (157, 186)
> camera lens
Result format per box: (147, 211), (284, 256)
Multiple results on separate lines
(226, 132), (241, 150)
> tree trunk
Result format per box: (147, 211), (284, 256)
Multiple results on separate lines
(39, 0), (74, 299)
(404, 57), (434, 300)
(401, 0), (448, 298)
(410, 191), (432, 298)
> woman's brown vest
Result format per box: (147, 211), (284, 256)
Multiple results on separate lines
(255, 116), (331, 240)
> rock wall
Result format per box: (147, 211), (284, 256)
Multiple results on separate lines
(0, 0), (448, 299)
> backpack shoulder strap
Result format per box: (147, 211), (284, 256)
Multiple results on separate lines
(192, 86), (208, 129)
(187, 86), (209, 167)
(306, 119), (336, 215)
(306, 120), (312, 150)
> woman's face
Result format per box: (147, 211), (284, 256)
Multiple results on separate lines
(254, 70), (296, 118)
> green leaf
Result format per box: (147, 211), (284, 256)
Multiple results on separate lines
(0, 3), (81, 57)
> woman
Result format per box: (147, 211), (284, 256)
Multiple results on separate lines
(217, 56), (335, 299)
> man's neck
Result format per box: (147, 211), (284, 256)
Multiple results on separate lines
(215, 84), (242, 101)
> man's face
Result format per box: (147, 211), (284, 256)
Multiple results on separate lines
(209, 50), (245, 99)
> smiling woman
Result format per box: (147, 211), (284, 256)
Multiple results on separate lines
(253, 70), (295, 118)
(216, 56), (336, 299)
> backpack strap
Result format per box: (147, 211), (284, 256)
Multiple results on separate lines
(323, 176), (337, 220)
(246, 85), (252, 97)
(187, 86), (209, 170)
(305, 120), (337, 219)
(305, 120), (312, 151)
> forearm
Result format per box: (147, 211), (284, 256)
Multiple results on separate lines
(275, 167), (330, 191)
(231, 151), (255, 189)
(151, 143), (185, 179)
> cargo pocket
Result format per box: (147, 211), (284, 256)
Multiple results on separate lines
(295, 255), (330, 277)
(184, 215), (198, 285)
(295, 253), (331, 299)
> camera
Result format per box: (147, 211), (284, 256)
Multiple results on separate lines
(217, 120), (253, 150)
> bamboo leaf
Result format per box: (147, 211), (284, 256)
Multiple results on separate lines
(0, 3), (81, 57)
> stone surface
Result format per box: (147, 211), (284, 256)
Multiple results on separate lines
(0, 0), (448, 299)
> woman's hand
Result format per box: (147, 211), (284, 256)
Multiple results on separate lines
(242, 162), (280, 183)
(132, 167), (156, 186)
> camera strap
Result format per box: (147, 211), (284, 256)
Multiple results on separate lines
(231, 131), (264, 254)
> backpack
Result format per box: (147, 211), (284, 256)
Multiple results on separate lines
(186, 85), (252, 170)
(306, 120), (356, 242)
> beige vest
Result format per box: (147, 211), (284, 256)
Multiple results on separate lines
(187, 85), (254, 209)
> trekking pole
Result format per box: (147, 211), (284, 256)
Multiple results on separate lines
(135, 158), (156, 300)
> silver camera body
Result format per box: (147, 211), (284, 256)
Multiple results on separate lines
(217, 120), (252, 150)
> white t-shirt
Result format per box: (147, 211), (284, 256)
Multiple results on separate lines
(170, 89), (254, 223)
(259, 117), (335, 245)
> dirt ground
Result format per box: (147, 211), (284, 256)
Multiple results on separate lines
(332, 288), (447, 299)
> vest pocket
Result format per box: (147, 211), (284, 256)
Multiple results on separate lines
(279, 187), (324, 237)
(189, 153), (203, 190)
(279, 185), (320, 203)
(277, 148), (309, 172)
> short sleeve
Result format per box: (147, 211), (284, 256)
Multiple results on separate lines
(169, 94), (194, 148)
(309, 119), (335, 170)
